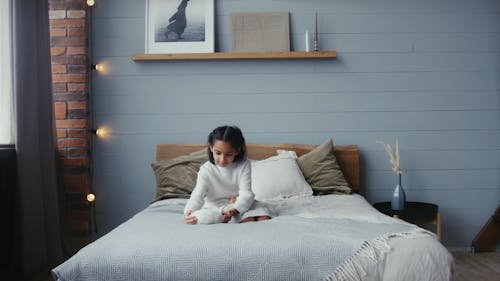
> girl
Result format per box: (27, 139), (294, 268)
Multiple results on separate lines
(184, 126), (274, 224)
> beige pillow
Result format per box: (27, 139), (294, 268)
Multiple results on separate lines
(251, 154), (313, 201)
(297, 139), (352, 195)
(150, 148), (208, 202)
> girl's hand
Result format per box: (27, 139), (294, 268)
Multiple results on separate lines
(221, 208), (239, 223)
(184, 210), (198, 224)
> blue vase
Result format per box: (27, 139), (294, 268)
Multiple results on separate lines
(391, 174), (406, 210)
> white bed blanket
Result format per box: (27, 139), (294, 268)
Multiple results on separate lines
(268, 194), (455, 281)
(52, 194), (454, 281)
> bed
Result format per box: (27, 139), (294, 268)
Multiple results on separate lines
(52, 141), (454, 281)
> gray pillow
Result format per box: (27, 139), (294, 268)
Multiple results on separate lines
(151, 148), (208, 202)
(297, 139), (352, 195)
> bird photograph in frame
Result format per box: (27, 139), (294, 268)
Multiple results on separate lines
(145, 0), (214, 54)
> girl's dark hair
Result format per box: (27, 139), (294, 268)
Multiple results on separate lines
(207, 125), (247, 164)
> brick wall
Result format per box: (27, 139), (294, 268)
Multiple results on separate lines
(48, 0), (91, 253)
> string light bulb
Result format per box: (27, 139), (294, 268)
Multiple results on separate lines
(95, 127), (105, 137)
(91, 62), (111, 75)
(86, 0), (95, 7)
(86, 193), (96, 202)
(91, 63), (104, 72)
(92, 126), (111, 140)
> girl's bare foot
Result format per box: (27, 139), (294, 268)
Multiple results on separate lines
(256, 216), (271, 221)
(240, 216), (271, 223)
(240, 217), (255, 223)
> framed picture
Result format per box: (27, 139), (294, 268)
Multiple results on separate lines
(145, 0), (214, 54)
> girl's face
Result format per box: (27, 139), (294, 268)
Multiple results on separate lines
(210, 140), (239, 167)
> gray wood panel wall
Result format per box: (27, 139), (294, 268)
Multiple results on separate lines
(90, 0), (500, 248)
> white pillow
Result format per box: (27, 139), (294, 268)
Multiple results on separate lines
(251, 153), (313, 201)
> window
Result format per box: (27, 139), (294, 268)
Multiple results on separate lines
(0, 0), (13, 145)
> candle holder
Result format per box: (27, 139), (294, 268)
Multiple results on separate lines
(313, 12), (319, 51)
(305, 30), (310, 51)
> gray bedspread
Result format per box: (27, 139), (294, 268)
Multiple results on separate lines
(52, 199), (419, 281)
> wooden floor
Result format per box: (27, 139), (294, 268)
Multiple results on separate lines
(452, 251), (500, 281)
(37, 251), (499, 281)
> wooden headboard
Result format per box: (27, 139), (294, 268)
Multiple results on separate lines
(156, 143), (360, 192)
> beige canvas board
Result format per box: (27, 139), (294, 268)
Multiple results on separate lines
(230, 12), (290, 52)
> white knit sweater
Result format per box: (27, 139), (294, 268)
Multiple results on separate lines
(184, 159), (254, 215)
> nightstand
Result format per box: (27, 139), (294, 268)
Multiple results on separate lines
(373, 201), (441, 241)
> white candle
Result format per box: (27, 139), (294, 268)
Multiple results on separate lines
(305, 30), (310, 52)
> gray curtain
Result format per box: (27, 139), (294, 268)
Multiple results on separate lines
(13, 0), (66, 279)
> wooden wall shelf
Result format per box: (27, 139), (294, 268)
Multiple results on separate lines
(131, 51), (336, 61)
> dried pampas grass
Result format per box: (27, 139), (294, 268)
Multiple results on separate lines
(377, 140), (402, 175)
